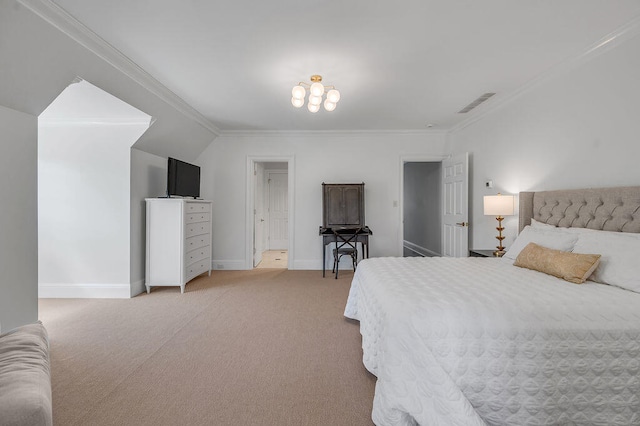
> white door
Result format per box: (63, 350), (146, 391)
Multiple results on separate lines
(442, 153), (469, 257)
(253, 163), (266, 267)
(267, 171), (288, 250)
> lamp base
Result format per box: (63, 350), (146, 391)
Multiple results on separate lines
(493, 249), (506, 257)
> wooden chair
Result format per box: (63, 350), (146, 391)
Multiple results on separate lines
(332, 228), (362, 279)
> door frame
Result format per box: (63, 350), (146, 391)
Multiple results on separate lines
(246, 156), (295, 270)
(398, 155), (447, 256)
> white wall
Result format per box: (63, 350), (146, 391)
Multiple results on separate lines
(197, 132), (448, 269)
(0, 105), (37, 333)
(38, 122), (149, 297)
(130, 148), (167, 296)
(450, 32), (640, 251)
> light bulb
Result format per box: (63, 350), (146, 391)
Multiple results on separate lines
(326, 89), (340, 103)
(324, 100), (336, 112)
(308, 103), (320, 113)
(291, 85), (306, 99)
(310, 82), (324, 97)
(291, 97), (304, 108)
(309, 95), (322, 106)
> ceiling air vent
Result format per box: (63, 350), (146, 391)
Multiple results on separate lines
(458, 93), (496, 113)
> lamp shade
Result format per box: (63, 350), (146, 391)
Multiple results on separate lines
(484, 194), (514, 216)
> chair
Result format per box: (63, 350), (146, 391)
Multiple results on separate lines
(332, 228), (362, 279)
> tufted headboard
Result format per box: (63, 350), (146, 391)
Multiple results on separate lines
(519, 186), (640, 234)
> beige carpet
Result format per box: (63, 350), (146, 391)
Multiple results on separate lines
(38, 270), (376, 426)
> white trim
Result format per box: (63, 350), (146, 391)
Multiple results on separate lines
(450, 14), (640, 134)
(38, 117), (152, 127)
(221, 129), (448, 138)
(398, 155), (447, 256)
(246, 156), (295, 270)
(39, 283), (131, 298)
(18, 0), (221, 137)
(211, 260), (246, 270)
(403, 240), (440, 257)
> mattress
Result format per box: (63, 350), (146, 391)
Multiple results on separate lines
(344, 256), (640, 426)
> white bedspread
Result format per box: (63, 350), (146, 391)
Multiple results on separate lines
(345, 257), (640, 426)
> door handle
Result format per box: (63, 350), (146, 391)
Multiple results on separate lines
(260, 219), (265, 222)
(456, 222), (469, 227)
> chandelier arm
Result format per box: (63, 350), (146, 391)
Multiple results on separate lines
(298, 82), (311, 88)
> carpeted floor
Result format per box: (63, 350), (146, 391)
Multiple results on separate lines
(38, 269), (376, 426)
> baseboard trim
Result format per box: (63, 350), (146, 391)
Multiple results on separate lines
(211, 260), (247, 270)
(403, 240), (440, 257)
(39, 283), (131, 299)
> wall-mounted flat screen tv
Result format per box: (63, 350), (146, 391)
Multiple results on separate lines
(167, 157), (200, 198)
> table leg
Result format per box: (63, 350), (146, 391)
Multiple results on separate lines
(322, 240), (326, 277)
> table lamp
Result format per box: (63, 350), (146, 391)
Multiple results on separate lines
(483, 194), (515, 257)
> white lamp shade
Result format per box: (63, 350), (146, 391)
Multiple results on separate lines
(309, 95), (322, 106)
(292, 85), (306, 99)
(324, 100), (336, 111)
(484, 195), (515, 216)
(307, 103), (320, 113)
(310, 82), (324, 97)
(291, 97), (304, 108)
(326, 89), (340, 103)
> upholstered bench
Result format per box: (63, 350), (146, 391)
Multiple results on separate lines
(0, 322), (52, 426)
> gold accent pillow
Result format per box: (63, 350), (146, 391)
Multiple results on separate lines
(513, 242), (601, 284)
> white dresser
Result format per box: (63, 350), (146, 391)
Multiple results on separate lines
(145, 198), (212, 293)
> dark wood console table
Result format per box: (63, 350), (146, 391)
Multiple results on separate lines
(319, 226), (372, 277)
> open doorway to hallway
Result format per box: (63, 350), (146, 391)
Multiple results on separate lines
(402, 161), (443, 257)
(251, 161), (290, 269)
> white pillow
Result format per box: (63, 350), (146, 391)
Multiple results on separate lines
(572, 230), (640, 293)
(503, 226), (578, 262)
(531, 219), (600, 235)
(530, 218), (556, 230)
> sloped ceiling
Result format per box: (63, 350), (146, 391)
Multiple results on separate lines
(3, 0), (640, 159)
(46, 0), (640, 132)
(0, 1), (218, 161)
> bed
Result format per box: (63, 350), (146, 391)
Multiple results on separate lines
(344, 186), (640, 425)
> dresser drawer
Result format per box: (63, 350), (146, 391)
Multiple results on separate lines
(185, 259), (210, 282)
(186, 212), (210, 224)
(185, 222), (210, 238)
(185, 234), (209, 252)
(186, 202), (210, 213)
(186, 245), (211, 266)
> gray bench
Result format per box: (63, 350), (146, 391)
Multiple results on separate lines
(0, 322), (52, 426)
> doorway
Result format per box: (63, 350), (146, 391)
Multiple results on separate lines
(399, 154), (469, 258)
(246, 157), (294, 270)
(402, 161), (443, 257)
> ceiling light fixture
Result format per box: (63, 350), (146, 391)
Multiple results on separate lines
(291, 75), (340, 113)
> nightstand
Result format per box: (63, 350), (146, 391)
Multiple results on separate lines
(469, 249), (501, 258)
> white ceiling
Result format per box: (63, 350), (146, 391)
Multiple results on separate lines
(39, 80), (151, 124)
(51, 0), (640, 132)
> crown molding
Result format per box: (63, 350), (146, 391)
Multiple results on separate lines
(219, 128), (449, 138)
(18, 0), (221, 137)
(449, 13), (640, 134)
(38, 116), (152, 127)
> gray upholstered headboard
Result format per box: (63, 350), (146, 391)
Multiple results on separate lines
(519, 186), (640, 233)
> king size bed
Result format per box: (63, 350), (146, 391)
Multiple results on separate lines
(344, 186), (640, 425)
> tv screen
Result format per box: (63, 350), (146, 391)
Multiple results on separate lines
(167, 157), (200, 198)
